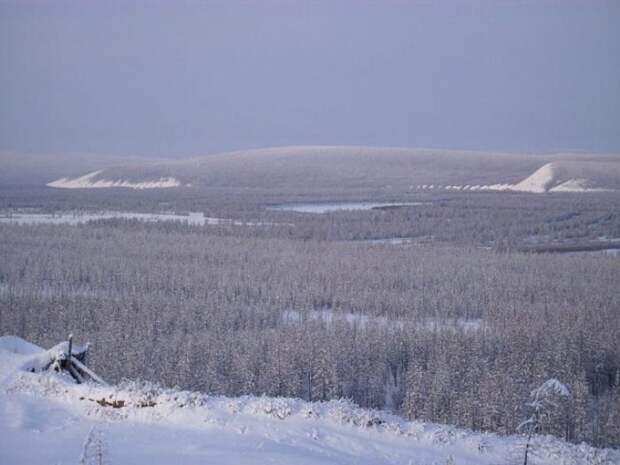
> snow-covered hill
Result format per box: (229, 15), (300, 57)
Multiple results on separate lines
(419, 161), (619, 193)
(1, 336), (617, 465)
(47, 170), (183, 189)
(43, 146), (620, 195)
(510, 161), (619, 193)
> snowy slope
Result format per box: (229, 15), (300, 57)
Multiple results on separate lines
(510, 163), (614, 193)
(510, 163), (557, 193)
(47, 170), (183, 189)
(418, 161), (619, 193)
(1, 336), (617, 465)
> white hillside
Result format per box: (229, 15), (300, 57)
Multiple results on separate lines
(419, 161), (619, 193)
(1, 336), (617, 465)
(47, 170), (182, 189)
(511, 163), (613, 193)
(46, 146), (541, 192)
(511, 163), (556, 193)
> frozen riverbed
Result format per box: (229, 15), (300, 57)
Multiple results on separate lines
(0, 211), (267, 227)
(268, 202), (426, 214)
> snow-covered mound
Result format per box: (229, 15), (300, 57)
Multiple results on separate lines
(1, 336), (617, 465)
(510, 163), (557, 193)
(418, 161), (619, 193)
(0, 335), (44, 356)
(0, 336), (91, 381)
(47, 170), (182, 189)
(509, 162), (615, 193)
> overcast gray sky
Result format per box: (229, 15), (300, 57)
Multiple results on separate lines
(1, 0), (619, 158)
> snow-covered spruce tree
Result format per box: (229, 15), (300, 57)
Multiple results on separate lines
(518, 378), (571, 465)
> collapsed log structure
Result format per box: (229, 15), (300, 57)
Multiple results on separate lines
(32, 334), (107, 385)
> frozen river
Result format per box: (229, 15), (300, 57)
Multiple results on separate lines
(268, 201), (426, 214)
(0, 211), (229, 226)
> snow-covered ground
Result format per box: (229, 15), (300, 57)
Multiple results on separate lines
(268, 202), (426, 214)
(363, 237), (417, 245)
(562, 248), (620, 257)
(282, 309), (484, 333)
(1, 336), (617, 465)
(417, 163), (614, 194)
(47, 170), (183, 189)
(0, 211), (273, 227)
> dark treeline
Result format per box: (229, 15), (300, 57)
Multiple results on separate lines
(1, 222), (619, 447)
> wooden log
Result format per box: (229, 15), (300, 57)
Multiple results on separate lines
(67, 364), (85, 384)
(70, 356), (107, 385)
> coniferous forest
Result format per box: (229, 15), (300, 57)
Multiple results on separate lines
(1, 188), (619, 448)
(2, 3), (620, 462)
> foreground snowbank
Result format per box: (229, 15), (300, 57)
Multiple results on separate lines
(0, 336), (617, 465)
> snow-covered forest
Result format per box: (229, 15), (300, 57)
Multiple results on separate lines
(1, 194), (619, 448)
(3, 1), (620, 462)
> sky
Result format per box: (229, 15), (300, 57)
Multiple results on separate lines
(1, 0), (619, 158)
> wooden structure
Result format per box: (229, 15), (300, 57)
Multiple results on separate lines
(51, 334), (107, 385)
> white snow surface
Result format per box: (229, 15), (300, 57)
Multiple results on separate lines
(47, 170), (182, 189)
(550, 178), (609, 193)
(416, 163), (614, 194)
(0, 211), (274, 227)
(1, 336), (617, 465)
(510, 163), (556, 193)
(282, 309), (483, 333)
(0, 335), (42, 356)
(268, 202), (425, 214)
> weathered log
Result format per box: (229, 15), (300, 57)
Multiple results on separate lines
(67, 364), (85, 384)
(70, 356), (107, 386)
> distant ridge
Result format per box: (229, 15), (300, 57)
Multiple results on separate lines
(45, 146), (620, 194)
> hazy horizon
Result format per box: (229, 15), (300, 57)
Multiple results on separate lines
(1, 0), (619, 159)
